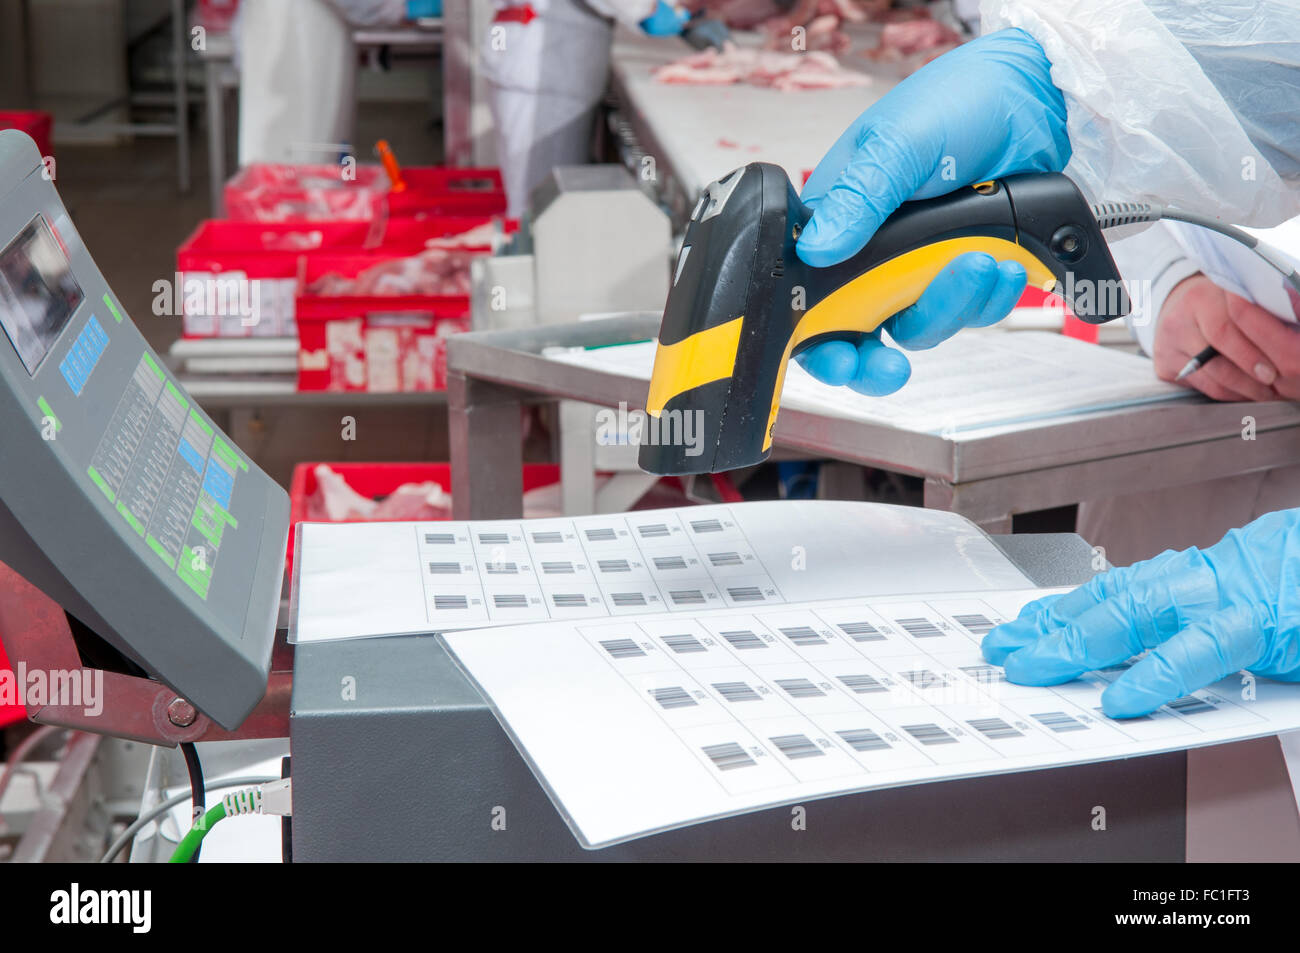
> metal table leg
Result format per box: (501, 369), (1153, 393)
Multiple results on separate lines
(449, 371), (525, 519)
(205, 56), (225, 215)
(172, 0), (191, 192)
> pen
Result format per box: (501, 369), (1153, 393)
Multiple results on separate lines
(1175, 345), (1218, 381)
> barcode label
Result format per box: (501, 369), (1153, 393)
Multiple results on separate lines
(1167, 695), (1215, 716)
(433, 595), (468, 611)
(1094, 706), (1152, 722)
(953, 613), (995, 635)
(837, 673), (887, 694)
(585, 528), (617, 542)
(597, 559), (631, 573)
(541, 561), (574, 574)
(428, 562), (461, 575)
(653, 556), (687, 571)
(714, 681), (761, 703)
(838, 620), (884, 642)
(552, 593), (587, 608)
(611, 592), (647, 607)
(478, 532), (508, 545)
(669, 589), (705, 606)
(1032, 711), (1088, 733)
(662, 633), (705, 654)
(600, 638), (644, 659)
(531, 531), (563, 544)
(960, 664), (1006, 684)
(703, 742), (755, 771)
(485, 562), (518, 574)
(492, 594), (528, 609)
(424, 532), (455, 545)
(900, 670), (942, 689)
(776, 677), (824, 699)
(967, 717), (1022, 740)
(651, 686), (696, 709)
(708, 551), (743, 567)
(721, 630), (765, 651)
(770, 733), (823, 760)
(727, 586), (764, 602)
(780, 626), (825, 646)
(690, 519), (722, 533)
(896, 617), (943, 638)
(638, 523), (669, 538)
(837, 728), (890, 752)
(904, 723), (957, 746)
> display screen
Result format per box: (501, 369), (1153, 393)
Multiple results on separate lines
(0, 215), (83, 375)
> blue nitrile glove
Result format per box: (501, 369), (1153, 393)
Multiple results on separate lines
(794, 28), (1070, 395)
(982, 509), (1300, 719)
(640, 1), (689, 36)
(406, 0), (442, 17)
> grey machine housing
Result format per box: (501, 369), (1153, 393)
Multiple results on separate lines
(0, 131), (288, 729)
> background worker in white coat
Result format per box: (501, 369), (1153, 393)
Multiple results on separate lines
(482, 1), (726, 218)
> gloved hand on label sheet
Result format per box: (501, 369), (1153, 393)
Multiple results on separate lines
(795, 28), (1071, 395)
(982, 508), (1300, 718)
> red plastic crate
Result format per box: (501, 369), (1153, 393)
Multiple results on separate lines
(0, 111), (52, 162)
(175, 217), (496, 339)
(198, 0), (239, 31)
(389, 167), (507, 218)
(0, 640), (26, 728)
(286, 462), (560, 575)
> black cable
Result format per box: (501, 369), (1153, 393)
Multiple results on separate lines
(179, 741), (204, 864)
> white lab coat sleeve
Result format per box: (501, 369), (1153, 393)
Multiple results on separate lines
(320, 0), (408, 27)
(1107, 223), (1201, 357)
(981, 0), (1300, 226)
(583, 0), (658, 28)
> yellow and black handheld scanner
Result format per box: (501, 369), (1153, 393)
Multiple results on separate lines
(639, 162), (1130, 475)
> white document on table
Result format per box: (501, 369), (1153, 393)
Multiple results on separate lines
(440, 590), (1300, 849)
(546, 329), (1194, 434)
(290, 500), (1031, 643)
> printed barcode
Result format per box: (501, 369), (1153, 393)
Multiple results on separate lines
(541, 561), (574, 574)
(531, 531), (563, 544)
(597, 559), (631, 573)
(959, 664), (1006, 684)
(896, 616), (943, 638)
(638, 523), (669, 538)
(837, 728), (890, 752)
(651, 686), (696, 709)
(703, 742), (755, 771)
(585, 527), (617, 541)
(424, 532), (455, 545)
(662, 633), (706, 654)
(600, 638), (644, 659)
(611, 592), (647, 607)
(721, 630), (765, 650)
(770, 734), (823, 760)
(713, 681), (761, 703)
(485, 562), (518, 574)
(967, 717), (1022, 740)
(1167, 695), (1215, 716)
(492, 594), (528, 609)
(780, 626), (825, 646)
(838, 620), (884, 642)
(953, 613), (995, 635)
(837, 673), (887, 694)
(433, 595), (468, 611)
(653, 556), (687, 571)
(708, 551), (743, 567)
(776, 677), (824, 699)
(552, 593), (587, 608)
(1033, 711), (1088, 733)
(904, 723), (957, 746)
(727, 586), (764, 602)
(690, 519), (723, 533)
(478, 533), (508, 545)
(901, 670), (941, 689)
(428, 562), (461, 574)
(670, 589), (705, 605)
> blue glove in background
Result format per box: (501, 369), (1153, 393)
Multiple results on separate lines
(982, 509), (1300, 718)
(795, 28), (1069, 395)
(406, 0), (442, 17)
(640, 1), (689, 36)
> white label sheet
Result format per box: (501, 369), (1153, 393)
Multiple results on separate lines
(441, 589), (1300, 849)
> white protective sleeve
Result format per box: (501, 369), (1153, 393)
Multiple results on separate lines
(982, 0), (1300, 226)
(584, 0), (658, 27)
(1106, 224), (1200, 357)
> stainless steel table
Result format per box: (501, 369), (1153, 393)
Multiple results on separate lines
(446, 313), (1300, 528)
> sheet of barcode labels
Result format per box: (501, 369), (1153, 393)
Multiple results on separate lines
(442, 589), (1300, 848)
